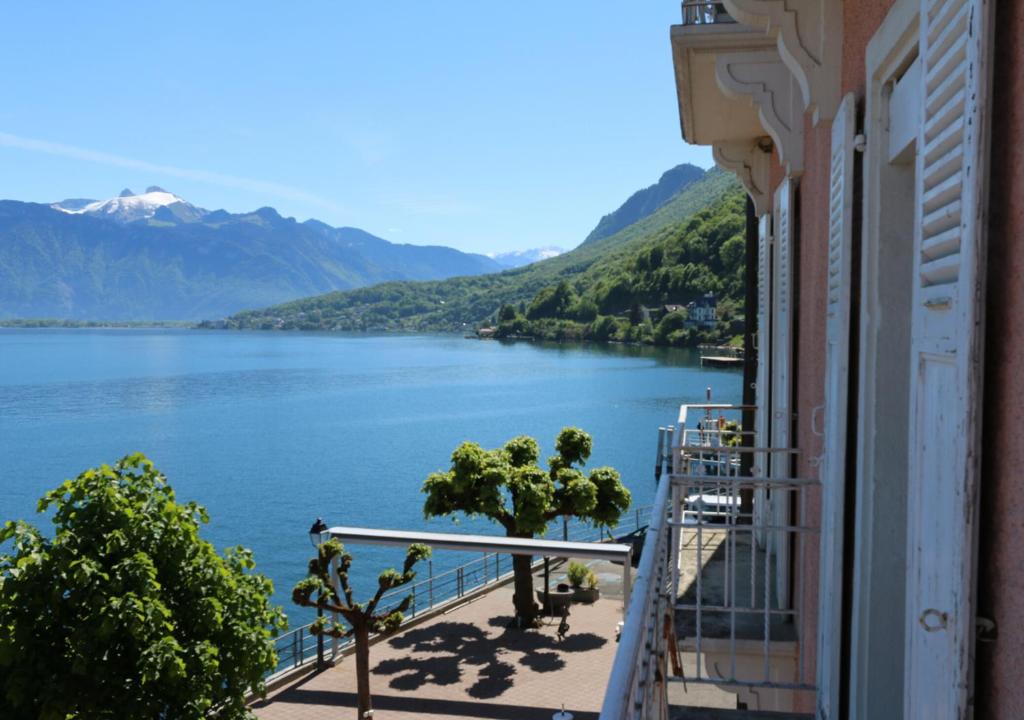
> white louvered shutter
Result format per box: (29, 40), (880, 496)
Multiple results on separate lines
(816, 92), (856, 720)
(771, 177), (794, 609)
(904, 0), (993, 717)
(754, 213), (773, 548)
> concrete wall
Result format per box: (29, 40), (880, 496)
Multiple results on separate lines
(976, 0), (1024, 716)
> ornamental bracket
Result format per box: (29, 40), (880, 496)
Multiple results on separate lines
(722, 0), (842, 124)
(713, 140), (773, 217)
(715, 50), (805, 176)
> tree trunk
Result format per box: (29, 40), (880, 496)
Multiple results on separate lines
(354, 624), (372, 719)
(511, 553), (538, 627)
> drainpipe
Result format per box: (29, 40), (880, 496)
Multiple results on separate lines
(741, 195), (758, 516)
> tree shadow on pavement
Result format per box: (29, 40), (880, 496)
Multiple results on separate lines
(373, 618), (608, 699)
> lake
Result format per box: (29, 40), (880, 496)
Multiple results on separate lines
(0, 329), (741, 622)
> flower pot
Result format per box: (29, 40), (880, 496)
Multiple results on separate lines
(572, 586), (600, 604)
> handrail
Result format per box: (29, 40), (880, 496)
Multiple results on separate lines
(680, 1), (736, 26)
(599, 469), (672, 719)
(270, 505), (653, 679)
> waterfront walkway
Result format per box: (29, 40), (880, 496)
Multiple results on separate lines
(253, 558), (737, 719)
(252, 565), (623, 720)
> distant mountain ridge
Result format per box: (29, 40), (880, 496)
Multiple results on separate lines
(487, 246), (565, 269)
(583, 163), (705, 245)
(0, 189), (502, 321)
(220, 167), (740, 333)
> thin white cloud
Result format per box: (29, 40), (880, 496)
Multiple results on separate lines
(0, 131), (348, 215)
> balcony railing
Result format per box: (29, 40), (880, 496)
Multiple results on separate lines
(603, 408), (817, 718)
(681, 1), (737, 26)
(269, 505), (652, 679)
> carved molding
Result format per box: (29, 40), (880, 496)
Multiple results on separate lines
(722, 0), (842, 124)
(713, 140), (773, 216)
(715, 50), (804, 175)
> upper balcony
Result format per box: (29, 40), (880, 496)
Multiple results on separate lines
(680, 2), (737, 27)
(670, 4), (777, 149)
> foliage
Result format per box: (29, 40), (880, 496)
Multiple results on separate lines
(566, 561), (590, 588)
(291, 540), (430, 718)
(0, 453), (286, 719)
(720, 420), (743, 448)
(215, 169), (743, 345)
(422, 428), (631, 624)
(291, 540), (431, 637)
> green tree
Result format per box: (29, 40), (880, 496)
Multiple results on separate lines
(526, 280), (577, 319)
(497, 304), (517, 322)
(422, 428), (631, 626)
(0, 454), (286, 719)
(629, 301), (644, 326)
(655, 310), (687, 345)
(292, 540), (430, 720)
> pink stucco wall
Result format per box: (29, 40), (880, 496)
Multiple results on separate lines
(788, 2), (896, 713)
(976, 0), (1024, 716)
(757, 1), (1019, 714)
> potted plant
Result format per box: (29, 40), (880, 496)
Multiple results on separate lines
(567, 561), (600, 603)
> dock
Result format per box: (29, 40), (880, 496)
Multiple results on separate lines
(700, 355), (743, 368)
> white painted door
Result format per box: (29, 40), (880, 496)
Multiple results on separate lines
(754, 213), (772, 548)
(771, 177), (794, 609)
(816, 92), (857, 720)
(904, 0), (993, 717)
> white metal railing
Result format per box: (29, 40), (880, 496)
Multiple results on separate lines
(680, 1), (736, 26)
(603, 409), (818, 718)
(600, 439), (675, 720)
(671, 461), (818, 694)
(270, 506), (652, 678)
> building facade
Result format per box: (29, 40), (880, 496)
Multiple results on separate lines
(602, 1), (1023, 718)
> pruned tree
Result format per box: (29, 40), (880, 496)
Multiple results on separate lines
(422, 427), (631, 627)
(0, 454), (286, 719)
(292, 540), (431, 719)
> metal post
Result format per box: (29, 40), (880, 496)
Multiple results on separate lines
(543, 557), (550, 615)
(670, 482), (681, 600)
(562, 516), (569, 542)
(428, 559), (434, 607)
(622, 547), (632, 619)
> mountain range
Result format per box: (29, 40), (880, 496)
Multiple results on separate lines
(583, 163), (705, 245)
(487, 247), (565, 269)
(0, 162), (711, 322)
(220, 164), (737, 334)
(0, 189), (504, 321)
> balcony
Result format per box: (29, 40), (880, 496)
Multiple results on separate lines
(680, 2), (737, 27)
(601, 407), (815, 720)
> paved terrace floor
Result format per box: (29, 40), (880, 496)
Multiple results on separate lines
(253, 560), (737, 720)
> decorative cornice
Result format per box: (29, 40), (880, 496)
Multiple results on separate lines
(721, 0), (842, 124)
(713, 140), (773, 216)
(715, 50), (804, 175)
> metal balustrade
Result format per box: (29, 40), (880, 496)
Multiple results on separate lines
(269, 506), (652, 679)
(680, 1), (736, 26)
(603, 410), (818, 718)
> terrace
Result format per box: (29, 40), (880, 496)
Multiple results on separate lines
(253, 405), (816, 719)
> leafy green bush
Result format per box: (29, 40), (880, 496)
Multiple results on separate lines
(567, 561), (590, 588)
(0, 454), (286, 719)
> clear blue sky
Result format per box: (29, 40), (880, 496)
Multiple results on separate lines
(0, 2), (712, 254)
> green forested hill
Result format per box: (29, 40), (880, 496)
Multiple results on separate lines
(218, 169), (745, 346)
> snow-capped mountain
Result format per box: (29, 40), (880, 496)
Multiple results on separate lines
(52, 187), (207, 224)
(488, 246), (565, 269)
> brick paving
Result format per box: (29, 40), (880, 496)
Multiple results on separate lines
(253, 557), (737, 720)
(252, 565), (624, 720)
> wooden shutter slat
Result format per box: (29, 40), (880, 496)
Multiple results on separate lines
(816, 91), (857, 720)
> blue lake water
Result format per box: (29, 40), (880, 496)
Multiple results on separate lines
(0, 329), (741, 624)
